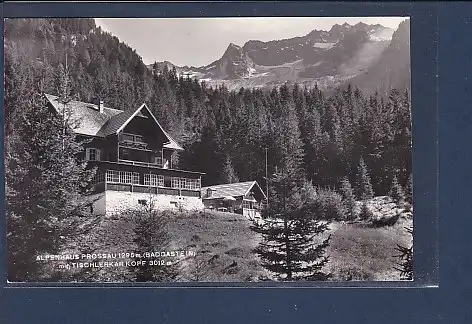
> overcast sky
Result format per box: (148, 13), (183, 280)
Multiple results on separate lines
(95, 17), (407, 67)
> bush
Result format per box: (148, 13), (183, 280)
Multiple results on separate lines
(309, 187), (347, 221)
(371, 213), (400, 228)
(359, 202), (374, 221)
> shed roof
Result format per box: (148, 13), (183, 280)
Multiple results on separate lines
(201, 181), (267, 200)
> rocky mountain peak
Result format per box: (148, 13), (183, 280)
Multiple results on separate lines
(148, 20), (409, 94)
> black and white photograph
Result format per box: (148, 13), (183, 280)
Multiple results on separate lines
(4, 17), (412, 283)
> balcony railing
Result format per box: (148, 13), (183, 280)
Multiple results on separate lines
(118, 159), (163, 168)
(92, 170), (201, 197)
(118, 133), (149, 151)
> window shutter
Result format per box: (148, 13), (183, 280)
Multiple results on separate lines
(96, 149), (101, 161)
(85, 148), (90, 161)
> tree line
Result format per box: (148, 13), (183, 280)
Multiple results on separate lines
(5, 18), (411, 192)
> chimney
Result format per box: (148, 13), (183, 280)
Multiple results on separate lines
(99, 100), (104, 113)
(207, 188), (215, 198)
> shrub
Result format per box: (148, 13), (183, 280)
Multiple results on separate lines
(388, 174), (406, 204)
(371, 213), (400, 228)
(359, 202), (374, 221)
(309, 187), (347, 221)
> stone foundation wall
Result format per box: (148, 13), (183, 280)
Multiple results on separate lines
(104, 191), (204, 215)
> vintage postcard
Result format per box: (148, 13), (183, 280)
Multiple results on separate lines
(4, 17), (412, 283)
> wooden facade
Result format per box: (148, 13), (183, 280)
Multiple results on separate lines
(201, 181), (267, 220)
(45, 94), (204, 213)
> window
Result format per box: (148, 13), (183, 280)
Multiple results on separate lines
(120, 133), (134, 142)
(243, 200), (253, 210)
(92, 171), (105, 184)
(153, 154), (163, 166)
(171, 177), (202, 190)
(106, 170), (140, 184)
(86, 148), (101, 161)
(171, 177), (180, 189)
(144, 174), (164, 187)
(133, 173), (140, 184)
(134, 135), (144, 143)
(119, 148), (131, 160)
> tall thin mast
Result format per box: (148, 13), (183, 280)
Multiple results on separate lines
(265, 147), (269, 205)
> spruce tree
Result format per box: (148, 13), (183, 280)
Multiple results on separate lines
(340, 177), (357, 220)
(355, 157), (374, 200)
(6, 79), (96, 281)
(251, 103), (330, 280)
(394, 227), (413, 280)
(221, 155), (239, 184)
(251, 168), (331, 281)
(406, 173), (413, 205)
(127, 200), (178, 282)
(389, 174), (406, 204)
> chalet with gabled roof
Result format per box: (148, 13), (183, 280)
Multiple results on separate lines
(201, 181), (267, 220)
(45, 94), (205, 214)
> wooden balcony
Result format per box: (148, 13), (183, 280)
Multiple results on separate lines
(118, 159), (163, 168)
(92, 169), (201, 198)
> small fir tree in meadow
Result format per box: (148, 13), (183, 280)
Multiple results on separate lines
(355, 157), (374, 200)
(251, 167), (331, 281)
(128, 200), (179, 282)
(340, 177), (357, 220)
(389, 174), (406, 204)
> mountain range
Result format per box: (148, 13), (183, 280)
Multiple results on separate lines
(148, 20), (410, 95)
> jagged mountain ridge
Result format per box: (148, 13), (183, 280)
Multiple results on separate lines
(148, 20), (410, 95)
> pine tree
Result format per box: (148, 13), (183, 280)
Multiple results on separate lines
(389, 174), (406, 204)
(394, 226), (413, 280)
(252, 168), (331, 281)
(221, 155), (239, 184)
(340, 177), (356, 220)
(406, 173), (413, 205)
(126, 200), (178, 282)
(6, 80), (96, 282)
(355, 157), (374, 200)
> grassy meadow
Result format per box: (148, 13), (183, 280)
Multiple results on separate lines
(58, 195), (412, 282)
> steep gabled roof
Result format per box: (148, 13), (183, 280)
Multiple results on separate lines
(201, 181), (267, 200)
(96, 108), (139, 137)
(44, 93), (122, 136)
(44, 93), (183, 151)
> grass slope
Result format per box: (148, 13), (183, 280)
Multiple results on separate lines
(167, 210), (269, 282)
(61, 196), (412, 282)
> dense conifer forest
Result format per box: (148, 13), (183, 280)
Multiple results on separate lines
(5, 18), (411, 195)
